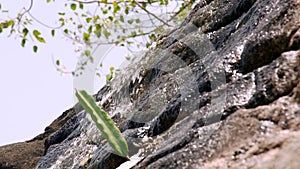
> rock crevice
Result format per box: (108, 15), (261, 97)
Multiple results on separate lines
(0, 0), (299, 168)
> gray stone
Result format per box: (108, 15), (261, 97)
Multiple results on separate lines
(1, 0), (300, 168)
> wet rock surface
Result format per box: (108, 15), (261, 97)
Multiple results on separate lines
(1, 0), (300, 168)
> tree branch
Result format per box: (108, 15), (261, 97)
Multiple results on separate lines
(167, 1), (194, 22)
(28, 12), (62, 29)
(72, 0), (159, 5)
(18, 0), (33, 22)
(16, 0), (62, 30)
(132, 0), (172, 27)
(72, 0), (171, 26)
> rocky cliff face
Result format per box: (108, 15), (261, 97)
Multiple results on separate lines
(1, 0), (300, 168)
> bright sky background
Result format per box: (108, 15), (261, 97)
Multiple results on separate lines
(0, 0), (183, 146)
(0, 1), (126, 146)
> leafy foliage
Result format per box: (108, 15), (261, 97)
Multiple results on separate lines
(0, 0), (196, 60)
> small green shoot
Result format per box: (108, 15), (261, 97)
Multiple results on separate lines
(75, 89), (129, 159)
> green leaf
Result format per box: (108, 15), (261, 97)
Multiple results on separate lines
(56, 60), (60, 66)
(70, 3), (76, 10)
(33, 29), (41, 37)
(146, 42), (151, 48)
(103, 29), (111, 39)
(93, 15), (100, 23)
(22, 28), (29, 36)
(108, 16), (114, 21)
(33, 45), (38, 53)
(83, 32), (90, 42)
(88, 25), (93, 33)
(86, 17), (92, 23)
(106, 74), (113, 81)
(46, 0), (51, 3)
(130, 31), (137, 37)
(78, 24), (83, 29)
(120, 15), (124, 23)
(1, 20), (14, 28)
(149, 34), (157, 42)
(59, 17), (65, 26)
(64, 29), (69, 34)
(37, 37), (46, 43)
(21, 39), (26, 47)
(83, 50), (91, 56)
(51, 29), (55, 37)
(113, 1), (121, 13)
(125, 6), (130, 15)
(102, 9), (108, 15)
(75, 90), (129, 158)
(79, 3), (84, 9)
(89, 56), (94, 63)
(127, 19), (134, 24)
(141, 2), (147, 8)
(33, 30), (46, 43)
(109, 66), (114, 72)
(94, 24), (101, 38)
(36, 37), (45, 43)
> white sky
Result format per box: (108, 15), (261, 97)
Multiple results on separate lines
(0, 0), (183, 146)
(0, 1), (126, 146)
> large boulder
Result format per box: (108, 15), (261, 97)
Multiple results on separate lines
(1, 0), (299, 168)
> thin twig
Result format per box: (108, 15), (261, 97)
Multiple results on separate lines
(72, 0), (159, 5)
(16, 0), (62, 30)
(72, 0), (171, 26)
(167, 1), (194, 22)
(18, 0), (34, 21)
(132, 0), (171, 27)
(28, 12), (62, 29)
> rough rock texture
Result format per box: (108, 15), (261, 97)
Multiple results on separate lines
(1, 0), (300, 168)
(0, 108), (78, 169)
